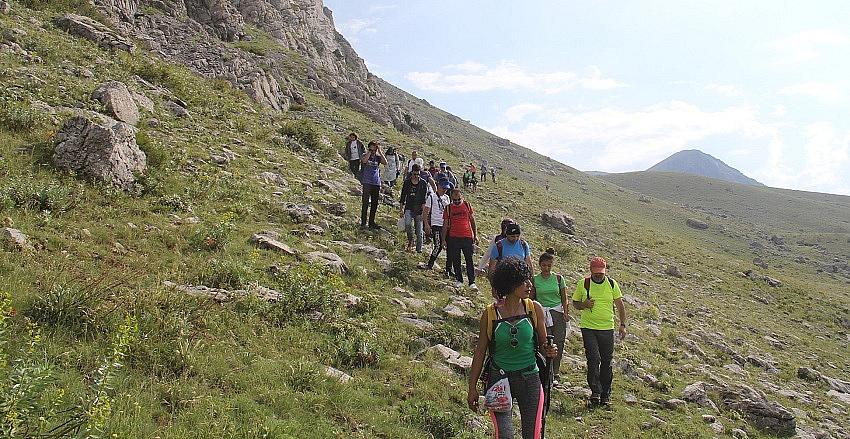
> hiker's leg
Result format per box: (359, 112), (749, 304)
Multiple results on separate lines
(512, 373), (544, 439)
(582, 328), (602, 397)
(448, 239), (463, 283)
(549, 310), (567, 379)
(404, 210), (414, 246)
(414, 214), (423, 252)
(462, 239), (475, 284)
(598, 329), (615, 400)
(368, 184), (380, 226)
(349, 160), (360, 176)
(427, 225), (442, 267)
(488, 374), (515, 438)
(359, 187), (370, 226)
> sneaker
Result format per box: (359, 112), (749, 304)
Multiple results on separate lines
(469, 283), (479, 291)
(600, 396), (611, 408)
(455, 281), (463, 289)
(589, 395), (600, 407)
(368, 223), (381, 230)
(417, 262), (431, 270)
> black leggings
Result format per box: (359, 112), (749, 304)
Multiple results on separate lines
(581, 328), (615, 398)
(447, 237), (475, 284)
(349, 159), (361, 177)
(360, 184), (379, 227)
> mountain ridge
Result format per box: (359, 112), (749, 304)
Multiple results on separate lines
(648, 149), (764, 187)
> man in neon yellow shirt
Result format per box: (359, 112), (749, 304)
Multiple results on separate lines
(572, 256), (627, 407)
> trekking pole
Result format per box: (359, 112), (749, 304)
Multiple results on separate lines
(543, 334), (555, 439)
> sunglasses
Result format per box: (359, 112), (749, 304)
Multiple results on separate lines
(510, 325), (519, 348)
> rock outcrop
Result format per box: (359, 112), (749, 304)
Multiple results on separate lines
(686, 218), (709, 230)
(54, 114), (147, 191)
(2, 228), (34, 252)
(92, 81), (140, 126)
(541, 210), (576, 235)
(54, 14), (136, 53)
(718, 384), (795, 435)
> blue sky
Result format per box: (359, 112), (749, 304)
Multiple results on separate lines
(324, 1), (850, 195)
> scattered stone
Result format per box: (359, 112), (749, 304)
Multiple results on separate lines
(665, 265), (682, 278)
(53, 14), (135, 53)
(54, 114), (146, 191)
(163, 281), (281, 302)
(638, 194), (651, 203)
(799, 367), (850, 393)
(683, 381), (719, 411)
(284, 202), (318, 223)
(746, 354), (778, 373)
(2, 228), (34, 252)
(431, 344), (472, 371)
(324, 366), (352, 384)
(91, 81), (139, 125)
(731, 428), (748, 439)
(249, 231), (296, 255)
(339, 293), (362, 308)
(770, 235), (786, 246)
(147, 118), (160, 128)
(827, 390), (850, 404)
(305, 251), (348, 275)
(304, 224), (324, 235)
(0, 0), (9, 14)
(702, 414), (717, 424)
(724, 364), (745, 375)
(753, 257), (769, 269)
(541, 210), (575, 235)
(327, 202), (347, 215)
(443, 304), (465, 318)
(710, 421), (724, 434)
(398, 316), (433, 331)
(719, 384), (796, 435)
(165, 100), (189, 118)
(258, 172), (288, 187)
(686, 218), (709, 230)
(664, 398), (686, 410)
(624, 393), (638, 405)
(743, 270), (783, 288)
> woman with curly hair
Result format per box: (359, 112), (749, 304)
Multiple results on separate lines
(467, 258), (558, 439)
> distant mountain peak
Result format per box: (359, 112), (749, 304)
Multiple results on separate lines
(647, 149), (764, 186)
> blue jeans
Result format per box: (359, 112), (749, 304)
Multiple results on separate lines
(404, 210), (423, 252)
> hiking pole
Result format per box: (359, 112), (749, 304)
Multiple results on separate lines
(542, 334), (555, 439)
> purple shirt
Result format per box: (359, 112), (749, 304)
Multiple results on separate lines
(361, 154), (381, 186)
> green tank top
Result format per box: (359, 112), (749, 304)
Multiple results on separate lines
(492, 316), (538, 373)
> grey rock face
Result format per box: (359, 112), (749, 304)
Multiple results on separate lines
(719, 384), (795, 435)
(165, 100), (190, 118)
(305, 251), (347, 275)
(54, 14), (136, 53)
(92, 81), (140, 125)
(682, 381), (719, 411)
(283, 202), (317, 223)
(92, 0), (138, 22)
(54, 114), (147, 191)
(541, 210), (576, 235)
(184, 0), (244, 41)
(249, 231), (296, 255)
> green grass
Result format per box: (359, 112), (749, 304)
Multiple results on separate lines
(0, 5), (848, 439)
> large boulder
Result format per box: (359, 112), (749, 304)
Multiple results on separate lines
(541, 210), (575, 235)
(686, 218), (710, 230)
(2, 228), (34, 252)
(718, 384), (795, 435)
(54, 114), (147, 191)
(682, 381), (718, 412)
(92, 81), (140, 126)
(53, 14), (136, 53)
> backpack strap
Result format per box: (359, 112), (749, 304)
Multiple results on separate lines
(496, 240), (503, 260)
(556, 274), (563, 289)
(584, 276), (615, 300)
(523, 298), (539, 346)
(486, 303), (497, 342)
(521, 239), (529, 258)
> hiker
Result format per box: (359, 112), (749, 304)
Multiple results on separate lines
(446, 165), (459, 188)
(441, 188), (479, 290)
(571, 257), (627, 407)
(382, 146), (401, 187)
(476, 218), (515, 275)
(467, 258), (558, 439)
(435, 161), (449, 183)
(463, 169), (471, 190)
(481, 163), (487, 182)
(488, 223), (534, 277)
(360, 141), (387, 230)
(532, 248), (569, 384)
(343, 133), (365, 177)
(422, 181), (452, 275)
(428, 160), (439, 179)
(405, 149), (425, 180)
(471, 172), (478, 192)
(490, 167), (496, 183)
(399, 163), (428, 252)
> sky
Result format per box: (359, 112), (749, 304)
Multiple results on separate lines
(324, 1), (850, 195)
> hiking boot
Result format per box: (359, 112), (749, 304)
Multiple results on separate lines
(469, 283), (479, 291)
(589, 395), (601, 407)
(368, 223), (381, 230)
(359, 224), (368, 230)
(455, 281), (463, 289)
(600, 396), (611, 408)
(417, 262), (431, 270)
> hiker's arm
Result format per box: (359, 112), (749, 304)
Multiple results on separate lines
(360, 149), (371, 164)
(470, 214), (478, 244)
(441, 217), (450, 245)
(525, 255), (535, 276)
(487, 258), (496, 277)
(467, 311), (489, 411)
(377, 147), (387, 165)
(615, 297), (627, 332)
(560, 285), (570, 316)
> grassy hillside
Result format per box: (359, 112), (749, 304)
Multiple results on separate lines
(1, 4), (849, 439)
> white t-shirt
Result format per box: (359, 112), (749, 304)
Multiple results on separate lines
(349, 141), (360, 161)
(407, 157), (424, 173)
(425, 192), (450, 226)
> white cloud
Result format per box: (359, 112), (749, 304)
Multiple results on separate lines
(487, 101), (779, 173)
(771, 105), (787, 117)
(368, 4), (398, 13)
(340, 18), (378, 37)
(503, 104), (543, 123)
(778, 82), (844, 104)
(704, 83), (742, 97)
(405, 61), (625, 94)
(767, 29), (849, 64)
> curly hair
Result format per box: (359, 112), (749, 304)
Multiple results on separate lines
(491, 258), (532, 299)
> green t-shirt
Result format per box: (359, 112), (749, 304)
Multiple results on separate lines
(571, 277), (623, 330)
(492, 317), (537, 373)
(533, 273), (566, 308)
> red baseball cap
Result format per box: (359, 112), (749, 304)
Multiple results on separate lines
(590, 257), (607, 274)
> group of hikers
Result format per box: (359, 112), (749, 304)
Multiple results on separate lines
(342, 133), (627, 439)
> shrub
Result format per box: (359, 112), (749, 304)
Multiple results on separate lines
(136, 130), (169, 170)
(0, 177), (79, 214)
(24, 283), (106, 336)
(155, 194), (191, 212)
(188, 212), (236, 251)
(195, 258), (254, 290)
(282, 359), (322, 393)
(278, 119), (323, 152)
(129, 293), (201, 378)
(259, 264), (344, 325)
(326, 321), (381, 369)
(426, 323), (471, 352)
(399, 400), (464, 439)
(0, 96), (45, 133)
(288, 103), (306, 112)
